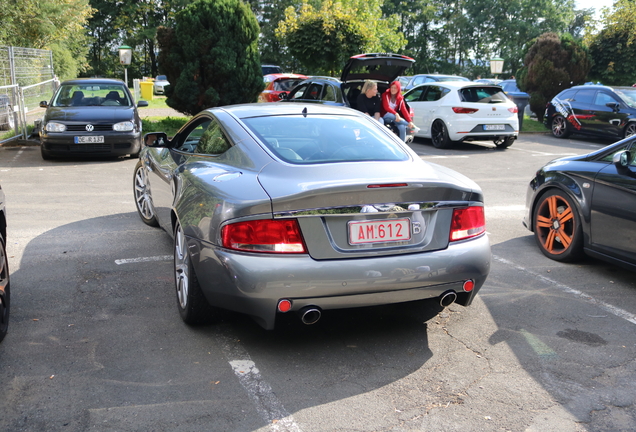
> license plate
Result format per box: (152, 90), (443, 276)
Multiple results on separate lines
(483, 124), (506, 131)
(74, 136), (104, 143)
(348, 219), (411, 245)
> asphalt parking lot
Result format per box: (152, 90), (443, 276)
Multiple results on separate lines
(0, 132), (634, 432)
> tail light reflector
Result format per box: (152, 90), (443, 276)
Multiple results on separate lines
(450, 206), (486, 241)
(452, 107), (479, 114)
(508, 106), (518, 113)
(222, 219), (306, 253)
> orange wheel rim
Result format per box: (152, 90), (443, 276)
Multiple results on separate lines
(535, 195), (575, 255)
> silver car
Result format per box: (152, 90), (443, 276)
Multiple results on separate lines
(134, 103), (491, 329)
(153, 75), (170, 95)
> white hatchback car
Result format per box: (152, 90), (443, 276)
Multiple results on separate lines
(404, 82), (519, 149)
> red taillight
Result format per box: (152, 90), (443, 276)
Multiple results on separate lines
(221, 219), (307, 253)
(450, 206), (486, 241)
(452, 107), (479, 114)
(508, 106), (518, 113)
(463, 280), (475, 292)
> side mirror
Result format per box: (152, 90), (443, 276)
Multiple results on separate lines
(606, 102), (620, 112)
(137, 100), (149, 107)
(39, 101), (48, 108)
(278, 92), (288, 100)
(144, 132), (169, 147)
(613, 149), (631, 169)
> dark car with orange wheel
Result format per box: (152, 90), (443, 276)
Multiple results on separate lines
(523, 137), (636, 270)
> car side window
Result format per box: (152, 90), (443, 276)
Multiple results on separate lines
(404, 87), (426, 102)
(594, 92), (618, 107)
(195, 120), (232, 155)
(413, 76), (425, 86)
(573, 89), (595, 104)
(306, 83), (323, 100)
(175, 118), (231, 155)
(323, 84), (337, 102)
(425, 86), (444, 101)
(289, 83), (309, 100)
(557, 90), (577, 102)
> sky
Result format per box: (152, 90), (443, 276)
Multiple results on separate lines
(575, 0), (614, 14)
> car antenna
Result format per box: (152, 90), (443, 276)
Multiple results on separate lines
(302, 107), (308, 118)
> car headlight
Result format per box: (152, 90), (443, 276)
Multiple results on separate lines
(45, 122), (66, 132)
(113, 121), (135, 132)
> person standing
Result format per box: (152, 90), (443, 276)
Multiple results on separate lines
(356, 80), (384, 124)
(381, 80), (415, 142)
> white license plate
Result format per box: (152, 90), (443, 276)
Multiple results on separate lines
(483, 124), (506, 131)
(74, 136), (104, 143)
(348, 219), (411, 245)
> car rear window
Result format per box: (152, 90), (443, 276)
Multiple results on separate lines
(273, 79), (304, 92)
(459, 86), (509, 103)
(242, 115), (410, 164)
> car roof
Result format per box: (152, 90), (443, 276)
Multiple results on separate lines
(215, 102), (362, 119)
(263, 73), (308, 82)
(412, 81), (498, 90)
(59, 78), (126, 86)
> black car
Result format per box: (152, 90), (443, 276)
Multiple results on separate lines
(284, 53), (415, 111)
(38, 78), (148, 160)
(523, 137), (636, 271)
(544, 85), (636, 140)
(0, 184), (9, 343)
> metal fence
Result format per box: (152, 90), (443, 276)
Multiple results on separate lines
(0, 46), (55, 144)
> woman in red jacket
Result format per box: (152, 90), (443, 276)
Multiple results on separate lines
(381, 80), (416, 142)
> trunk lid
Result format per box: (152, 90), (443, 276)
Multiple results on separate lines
(258, 159), (482, 259)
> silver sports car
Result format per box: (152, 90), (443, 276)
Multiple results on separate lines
(134, 103), (491, 329)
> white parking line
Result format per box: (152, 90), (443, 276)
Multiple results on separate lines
(493, 255), (636, 325)
(115, 255), (172, 265)
(220, 332), (302, 431)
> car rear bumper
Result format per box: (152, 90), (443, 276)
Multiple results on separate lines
(188, 233), (491, 329)
(40, 132), (142, 156)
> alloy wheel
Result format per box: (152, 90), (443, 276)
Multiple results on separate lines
(174, 224), (189, 309)
(535, 194), (575, 255)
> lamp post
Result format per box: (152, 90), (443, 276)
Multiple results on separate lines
(490, 57), (504, 80)
(118, 45), (132, 86)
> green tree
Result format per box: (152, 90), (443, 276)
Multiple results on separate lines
(157, 0), (263, 115)
(517, 32), (591, 120)
(588, 0), (636, 85)
(85, 0), (191, 80)
(381, 0), (437, 74)
(276, 0), (406, 76)
(255, 0), (305, 72)
(0, 0), (93, 80)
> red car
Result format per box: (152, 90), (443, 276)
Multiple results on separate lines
(259, 73), (308, 102)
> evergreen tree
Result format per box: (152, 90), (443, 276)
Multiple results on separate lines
(517, 32), (591, 120)
(588, 0), (636, 85)
(157, 0), (263, 115)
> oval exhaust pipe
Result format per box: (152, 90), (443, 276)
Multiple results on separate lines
(299, 306), (322, 325)
(439, 290), (457, 308)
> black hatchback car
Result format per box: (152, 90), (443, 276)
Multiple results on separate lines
(283, 53), (415, 111)
(39, 78), (148, 160)
(524, 137), (636, 271)
(544, 85), (636, 141)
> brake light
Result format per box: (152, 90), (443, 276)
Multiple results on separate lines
(452, 107), (479, 114)
(221, 219), (307, 253)
(450, 207), (486, 241)
(508, 106), (518, 113)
